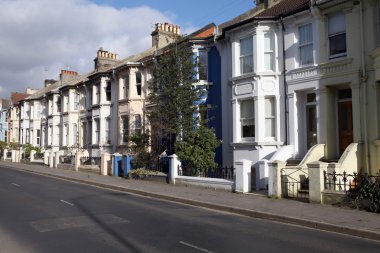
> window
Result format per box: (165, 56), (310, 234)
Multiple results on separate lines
(265, 97), (276, 138)
(95, 85), (100, 104)
(122, 116), (129, 143)
(4, 130), (7, 143)
(36, 129), (40, 146)
(26, 128), (30, 144)
(377, 0), (380, 46)
(30, 105), (34, 118)
(264, 32), (274, 70)
(72, 123), (77, 146)
(64, 95), (68, 112)
(123, 76), (129, 99)
(63, 124), (68, 146)
(94, 119), (100, 144)
(48, 125), (52, 145)
(36, 103), (41, 118)
(88, 87), (92, 108)
(240, 99), (255, 138)
(198, 49), (208, 80)
(299, 23), (313, 66)
(136, 72), (142, 96)
(56, 97), (62, 113)
(74, 92), (79, 111)
(135, 114), (142, 135)
(328, 12), (346, 58)
(105, 118), (110, 144)
(239, 36), (253, 74)
(106, 81), (111, 101)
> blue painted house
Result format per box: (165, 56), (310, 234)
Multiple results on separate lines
(189, 24), (223, 166)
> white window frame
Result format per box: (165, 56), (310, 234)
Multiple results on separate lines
(72, 123), (77, 146)
(134, 114), (142, 135)
(328, 12), (347, 59)
(239, 36), (253, 75)
(265, 97), (276, 139)
(105, 118), (111, 144)
(198, 48), (208, 81)
(240, 99), (255, 140)
(298, 23), (313, 66)
(74, 92), (79, 111)
(264, 32), (275, 71)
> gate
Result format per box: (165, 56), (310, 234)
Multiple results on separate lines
(281, 168), (309, 202)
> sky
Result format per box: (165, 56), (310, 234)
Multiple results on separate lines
(0, 0), (255, 99)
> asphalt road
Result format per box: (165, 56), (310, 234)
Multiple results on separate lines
(1, 166), (380, 253)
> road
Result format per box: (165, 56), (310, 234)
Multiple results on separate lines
(1, 166), (380, 253)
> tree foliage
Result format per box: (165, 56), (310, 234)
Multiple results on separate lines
(147, 39), (221, 174)
(148, 40), (201, 155)
(0, 141), (7, 151)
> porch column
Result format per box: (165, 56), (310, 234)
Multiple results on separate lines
(317, 87), (335, 159)
(287, 92), (298, 154)
(350, 83), (361, 144)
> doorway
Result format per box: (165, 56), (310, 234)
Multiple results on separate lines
(337, 89), (353, 155)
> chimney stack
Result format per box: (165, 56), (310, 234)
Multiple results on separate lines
(151, 22), (181, 49)
(60, 69), (79, 83)
(44, 79), (57, 88)
(94, 47), (120, 70)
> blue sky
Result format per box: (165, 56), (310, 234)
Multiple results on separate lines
(0, 0), (255, 98)
(92, 0), (255, 29)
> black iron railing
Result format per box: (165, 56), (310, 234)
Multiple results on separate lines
(179, 166), (235, 181)
(281, 174), (309, 201)
(60, 155), (75, 164)
(34, 153), (44, 160)
(80, 156), (101, 166)
(324, 171), (380, 192)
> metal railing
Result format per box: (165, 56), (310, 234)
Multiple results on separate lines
(280, 167), (309, 201)
(80, 156), (101, 167)
(6, 151), (12, 159)
(324, 171), (380, 192)
(179, 166), (235, 181)
(34, 153), (44, 160)
(60, 155), (75, 165)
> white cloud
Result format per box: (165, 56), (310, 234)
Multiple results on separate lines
(0, 0), (176, 98)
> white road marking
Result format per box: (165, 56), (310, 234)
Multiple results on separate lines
(179, 241), (216, 253)
(60, 200), (74, 206)
(11, 183), (20, 187)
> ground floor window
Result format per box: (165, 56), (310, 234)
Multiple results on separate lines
(265, 97), (276, 138)
(240, 99), (255, 138)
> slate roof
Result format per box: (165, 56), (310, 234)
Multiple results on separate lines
(256, 0), (310, 18)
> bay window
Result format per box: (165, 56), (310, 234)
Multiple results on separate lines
(198, 49), (208, 80)
(264, 32), (274, 71)
(239, 36), (253, 75)
(265, 97), (276, 138)
(240, 99), (255, 138)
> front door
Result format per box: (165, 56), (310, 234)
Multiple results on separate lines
(337, 101), (353, 155)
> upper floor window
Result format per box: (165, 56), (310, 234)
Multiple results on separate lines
(56, 97), (62, 113)
(264, 32), (274, 71)
(136, 72), (142, 96)
(328, 12), (346, 58)
(74, 92), (79, 111)
(106, 81), (111, 101)
(198, 49), (208, 81)
(95, 85), (100, 104)
(240, 99), (255, 138)
(64, 95), (69, 112)
(299, 23), (313, 66)
(105, 118), (111, 144)
(123, 76), (129, 99)
(239, 36), (253, 75)
(36, 103), (41, 118)
(36, 129), (40, 146)
(73, 123), (78, 146)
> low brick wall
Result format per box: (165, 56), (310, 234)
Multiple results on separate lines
(322, 190), (346, 205)
(175, 176), (235, 191)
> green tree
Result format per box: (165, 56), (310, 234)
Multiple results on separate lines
(176, 125), (221, 174)
(147, 39), (221, 174)
(129, 132), (151, 169)
(0, 141), (7, 151)
(148, 40), (201, 154)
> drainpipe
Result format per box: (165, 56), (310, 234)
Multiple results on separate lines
(359, 0), (370, 172)
(280, 17), (288, 145)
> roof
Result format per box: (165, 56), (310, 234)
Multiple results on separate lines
(218, 0), (310, 39)
(189, 23), (215, 40)
(256, 0), (310, 18)
(11, 92), (29, 105)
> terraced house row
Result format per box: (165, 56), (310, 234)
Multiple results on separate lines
(3, 0), (380, 193)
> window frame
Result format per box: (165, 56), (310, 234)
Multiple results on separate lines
(134, 114), (142, 135)
(298, 23), (314, 66)
(240, 99), (255, 140)
(122, 116), (129, 143)
(198, 48), (208, 81)
(264, 97), (276, 138)
(136, 72), (142, 96)
(328, 12), (347, 59)
(239, 36), (254, 75)
(263, 32), (275, 71)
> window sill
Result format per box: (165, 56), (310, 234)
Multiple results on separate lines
(328, 53), (347, 60)
(230, 141), (284, 148)
(231, 72), (257, 83)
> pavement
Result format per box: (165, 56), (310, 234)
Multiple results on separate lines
(1, 160), (380, 242)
